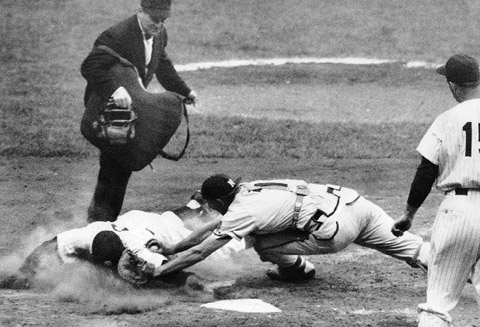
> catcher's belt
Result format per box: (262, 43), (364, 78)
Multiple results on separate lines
(92, 99), (137, 146)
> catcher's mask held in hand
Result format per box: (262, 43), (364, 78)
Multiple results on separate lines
(92, 98), (137, 146)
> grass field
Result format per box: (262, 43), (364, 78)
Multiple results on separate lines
(1, 0), (479, 158)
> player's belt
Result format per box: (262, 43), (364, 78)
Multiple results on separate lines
(446, 188), (469, 195)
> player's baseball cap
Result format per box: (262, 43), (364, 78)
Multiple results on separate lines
(91, 231), (125, 267)
(201, 174), (241, 201)
(436, 54), (480, 86)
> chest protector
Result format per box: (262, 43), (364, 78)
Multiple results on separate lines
(81, 60), (188, 171)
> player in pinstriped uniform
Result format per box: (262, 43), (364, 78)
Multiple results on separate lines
(392, 54), (480, 327)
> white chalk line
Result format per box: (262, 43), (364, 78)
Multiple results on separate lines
(175, 57), (440, 72)
(328, 307), (417, 316)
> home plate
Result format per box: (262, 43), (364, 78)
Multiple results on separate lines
(201, 299), (282, 313)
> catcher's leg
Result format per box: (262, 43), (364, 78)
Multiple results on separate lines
(88, 153), (132, 222)
(352, 197), (428, 269)
(252, 213), (362, 282)
(253, 231), (315, 281)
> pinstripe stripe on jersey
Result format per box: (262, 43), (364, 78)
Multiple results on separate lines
(417, 98), (480, 191)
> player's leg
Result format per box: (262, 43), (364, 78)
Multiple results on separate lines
(19, 238), (60, 277)
(352, 197), (429, 267)
(418, 195), (480, 326)
(87, 152), (132, 222)
(252, 231), (315, 281)
(256, 197), (364, 259)
(252, 210), (361, 281)
(9, 237), (62, 288)
(1, 238), (59, 289)
(472, 256), (480, 307)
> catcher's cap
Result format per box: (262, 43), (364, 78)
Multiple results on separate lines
(141, 0), (171, 12)
(436, 54), (480, 86)
(91, 231), (125, 267)
(201, 174), (241, 201)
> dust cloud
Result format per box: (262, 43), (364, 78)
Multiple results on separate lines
(52, 264), (170, 314)
(0, 207), (268, 314)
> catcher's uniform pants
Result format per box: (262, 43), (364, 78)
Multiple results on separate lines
(417, 190), (480, 327)
(88, 152), (132, 222)
(255, 196), (429, 268)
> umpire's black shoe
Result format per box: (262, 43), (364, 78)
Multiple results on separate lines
(267, 257), (315, 282)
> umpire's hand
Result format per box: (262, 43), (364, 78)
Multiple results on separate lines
(391, 214), (413, 237)
(185, 90), (199, 106)
(111, 86), (132, 108)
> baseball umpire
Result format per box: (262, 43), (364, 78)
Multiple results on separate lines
(392, 54), (480, 327)
(80, 0), (199, 222)
(133, 174), (430, 282)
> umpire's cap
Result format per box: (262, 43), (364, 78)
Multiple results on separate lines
(201, 174), (241, 201)
(91, 231), (125, 267)
(141, 0), (171, 11)
(436, 54), (480, 86)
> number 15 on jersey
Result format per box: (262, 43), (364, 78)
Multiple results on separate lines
(463, 122), (480, 157)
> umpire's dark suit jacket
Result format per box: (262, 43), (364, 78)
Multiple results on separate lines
(80, 15), (192, 222)
(80, 14), (191, 105)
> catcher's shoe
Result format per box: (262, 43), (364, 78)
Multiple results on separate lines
(267, 257), (315, 282)
(407, 259), (428, 274)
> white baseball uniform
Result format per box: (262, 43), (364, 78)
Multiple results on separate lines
(415, 98), (480, 326)
(213, 179), (430, 268)
(56, 221), (168, 268)
(116, 210), (246, 261)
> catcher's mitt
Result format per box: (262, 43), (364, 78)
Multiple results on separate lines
(117, 250), (154, 286)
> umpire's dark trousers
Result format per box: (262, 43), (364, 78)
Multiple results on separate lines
(87, 152), (132, 222)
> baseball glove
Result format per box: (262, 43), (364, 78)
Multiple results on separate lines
(117, 250), (154, 286)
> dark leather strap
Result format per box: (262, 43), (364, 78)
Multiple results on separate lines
(158, 99), (190, 161)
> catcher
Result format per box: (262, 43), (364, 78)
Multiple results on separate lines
(128, 174), (430, 282)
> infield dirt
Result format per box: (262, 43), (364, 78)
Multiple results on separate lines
(2, 0), (480, 325)
(1, 156), (478, 327)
